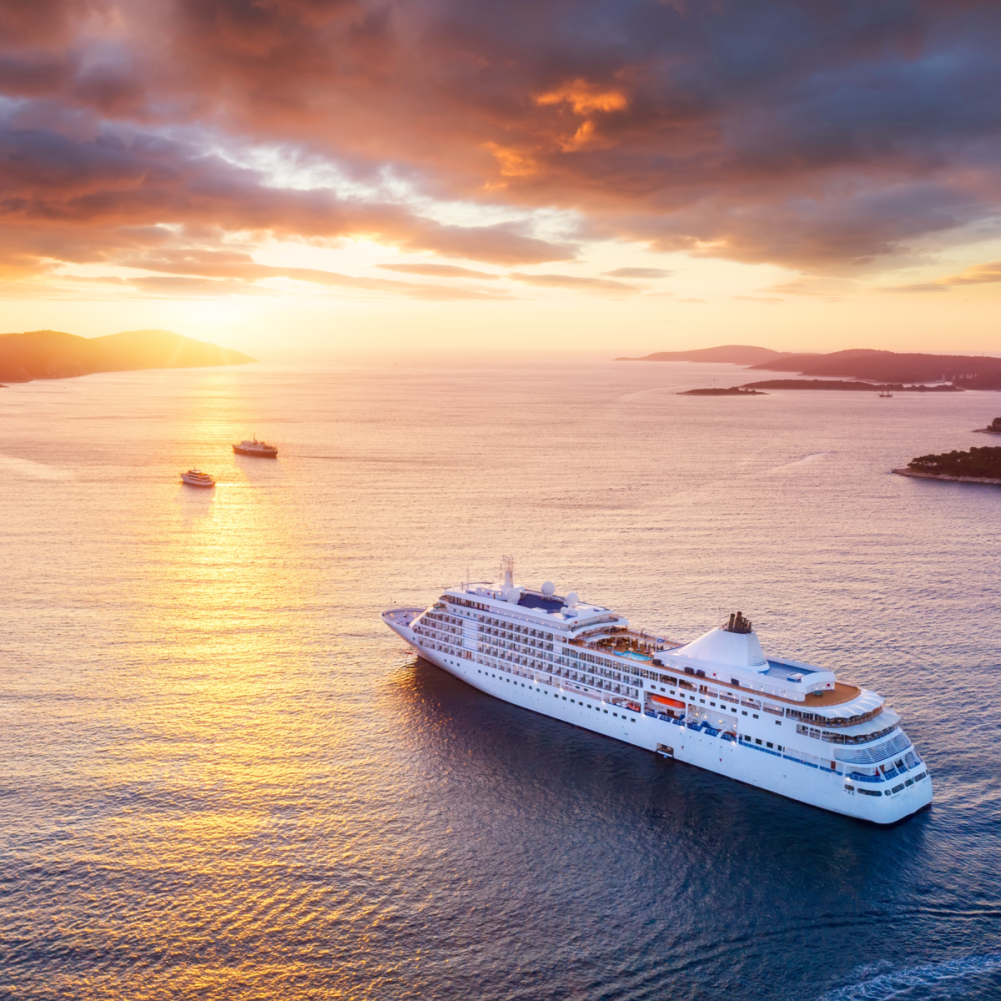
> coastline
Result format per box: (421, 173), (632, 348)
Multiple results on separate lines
(892, 467), (1001, 486)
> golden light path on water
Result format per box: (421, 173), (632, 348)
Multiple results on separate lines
(1, 361), (1000, 1000)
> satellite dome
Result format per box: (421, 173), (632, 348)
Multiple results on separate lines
(505, 587), (522, 603)
(565, 592), (579, 607)
(541, 581), (556, 596)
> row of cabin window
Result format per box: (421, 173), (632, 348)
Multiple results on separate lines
(481, 617), (554, 641)
(474, 669), (636, 719)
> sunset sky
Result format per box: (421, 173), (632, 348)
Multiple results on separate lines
(2, 0), (1001, 358)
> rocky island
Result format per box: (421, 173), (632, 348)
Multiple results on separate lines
(974, 418), (1001, 435)
(679, 386), (767, 396)
(893, 447), (1001, 486)
(0, 328), (256, 383)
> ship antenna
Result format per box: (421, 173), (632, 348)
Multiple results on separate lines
(501, 555), (514, 590)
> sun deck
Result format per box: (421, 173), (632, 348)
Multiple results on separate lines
(569, 626), (683, 659)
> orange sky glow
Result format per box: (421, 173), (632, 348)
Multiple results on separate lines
(2, 0), (1000, 359)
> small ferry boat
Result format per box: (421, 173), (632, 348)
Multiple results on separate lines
(383, 560), (932, 825)
(181, 469), (215, 487)
(233, 437), (278, 458)
(879, 391), (893, 398)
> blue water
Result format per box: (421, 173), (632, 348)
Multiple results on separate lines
(1, 360), (1000, 1000)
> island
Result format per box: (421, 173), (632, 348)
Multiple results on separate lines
(617, 345), (791, 365)
(747, 349), (1001, 389)
(893, 447), (1001, 486)
(974, 418), (1001, 435)
(680, 379), (958, 394)
(0, 329), (256, 383)
(620, 343), (1001, 389)
(742, 380), (959, 393)
(679, 386), (767, 396)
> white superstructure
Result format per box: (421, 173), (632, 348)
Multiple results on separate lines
(383, 567), (932, 824)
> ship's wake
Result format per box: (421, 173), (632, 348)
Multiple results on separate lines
(818, 952), (1001, 1000)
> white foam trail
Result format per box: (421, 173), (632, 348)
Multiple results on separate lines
(0, 454), (74, 480)
(819, 952), (1001, 1000)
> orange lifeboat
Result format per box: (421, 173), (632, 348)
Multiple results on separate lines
(650, 694), (686, 709)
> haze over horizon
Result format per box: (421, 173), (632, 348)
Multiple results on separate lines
(3, 1), (1001, 359)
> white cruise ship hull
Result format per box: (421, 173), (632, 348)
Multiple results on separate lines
(383, 609), (932, 826)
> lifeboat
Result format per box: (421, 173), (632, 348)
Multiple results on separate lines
(650, 694), (686, 709)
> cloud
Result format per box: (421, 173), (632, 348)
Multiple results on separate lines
(880, 260), (1001, 292)
(603, 267), (671, 279)
(377, 263), (499, 279)
(732, 295), (783, 304)
(114, 248), (518, 299)
(507, 272), (639, 294)
(2, 0), (1001, 288)
(762, 278), (858, 297)
(939, 261), (1001, 285)
(0, 116), (575, 291)
(879, 282), (951, 293)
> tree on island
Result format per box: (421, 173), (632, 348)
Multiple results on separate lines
(908, 446), (1001, 478)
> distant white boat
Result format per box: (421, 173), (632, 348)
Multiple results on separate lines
(233, 437), (278, 458)
(181, 469), (215, 487)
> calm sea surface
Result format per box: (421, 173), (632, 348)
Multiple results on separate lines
(2, 360), (1000, 1001)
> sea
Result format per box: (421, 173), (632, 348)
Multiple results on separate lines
(1, 359), (1000, 1001)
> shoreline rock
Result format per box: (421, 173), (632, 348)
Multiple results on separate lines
(892, 468), (1001, 486)
(678, 386), (767, 396)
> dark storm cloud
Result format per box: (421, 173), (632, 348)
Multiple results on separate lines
(1, 0), (1001, 284)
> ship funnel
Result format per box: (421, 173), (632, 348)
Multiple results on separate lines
(724, 611), (753, 634)
(674, 617), (768, 671)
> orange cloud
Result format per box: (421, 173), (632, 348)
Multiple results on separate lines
(483, 142), (538, 178)
(378, 263), (499, 279)
(881, 261), (1001, 293)
(507, 272), (638, 294)
(939, 261), (1001, 285)
(536, 79), (628, 115)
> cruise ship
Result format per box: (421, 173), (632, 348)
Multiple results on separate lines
(383, 562), (932, 824)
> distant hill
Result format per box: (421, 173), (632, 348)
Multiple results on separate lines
(619, 344), (1001, 388)
(0, 329), (256, 383)
(747, 349), (1001, 388)
(616, 345), (793, 365)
